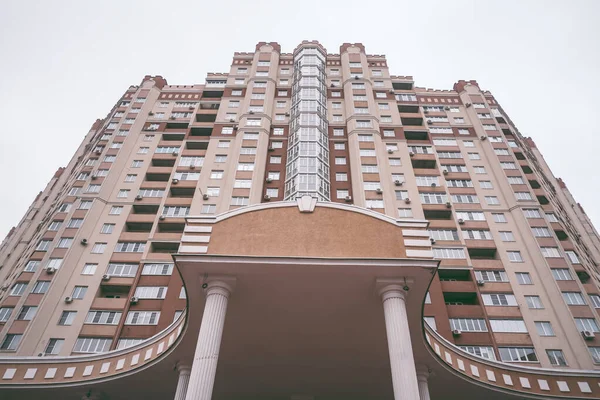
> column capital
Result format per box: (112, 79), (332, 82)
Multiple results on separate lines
(177, 364), (192, 375)
(416, 364), (432, 381)
(203, 276), (236, 298)
(376, 278), (413, 301)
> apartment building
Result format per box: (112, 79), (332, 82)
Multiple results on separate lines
(0, 41), (600, 400)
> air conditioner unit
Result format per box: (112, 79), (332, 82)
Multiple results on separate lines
(409, 151), (415, 157)
(102, 274), (111, 281)
(285, 112), (290, 117)
(233, 125), (238, 130)
(376, 188), (383, 194)
(229, 118), (235, 123)
(266, 177), (273, 183)
(264, 195), (271, 201)
(130, 296), (139, 305)
(452, 329), (462, 336)
(46, 267), (56, 274)
(443, 170), (449, 175)
(387, 149), (394, 154)
(159, 215), (166, 220)
(80, 238), (88, 245)
(394, 180), (403, 186)
(188, 106), (194, 110)
(172, 178), (179, 184)
(64, 296), (73, 304)
(458, 218), (465, 225)
(172, 151), (179, 156)
(345, 196), (352, 202)
(170, 116), (176, 120)
(480, 135), (487, 141)
(268, 147), (275, 152)
(0, 283), (9, 290)
(404, 198), (411, 204)
(423, 110), (429, 114)
(465, 103), (472, 108)
(95, 150), (102, 155)
(427, 120), (433, 124)
(354, 76), (360, 80)
(135, 195), (143, 200)
(189, 164), (196, 169)
(249, 110), (255, 114)
(389, 90), (395, 94)
(444, 106), (451, 111)
(446, 201), (452, 208)
(476, 279), (485, 286)
(330, 83), (335, 88)
(582, 331), (595, 340)
(148, 111), (154, 116)
(202, 194), (209, 200)
(91, 174), (97, 180)
(430, 238), (436, 244)
(431, 183), (437, 187)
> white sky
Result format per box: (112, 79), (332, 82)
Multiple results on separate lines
(0, 0), (599, 239)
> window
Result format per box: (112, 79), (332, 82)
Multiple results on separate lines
(356, 120), (372, 128)
(424, 317), (436, 330)
(452, 194), (479, 204)
(135, 286), (167, 299)
(201, 204), (216, 214)
(361, 165), (378, 173)
(58, 311), (77, 326)
(117, 189), (129, 198)
(515, 192), (533, 201)
(479, 181), (493, 189)
(270, 156), (282, 164)
(483, 124), (497, 131)
(535, 321), (555, 336)
(468, 152), (481, 160)
(36, 239), (52, 251)
(109, 206), (123, 215)
(67, 218), (83, 229)
(231, 197), (250, 206)
(378, 103), (390, 110)
(16, 306), (38, 320)
(433, 139), (457, 146)
(125, 174), (137, 182)
(552, 268), (573, 281)
(454, 117), (465, 124)
(0, 334), (22, 350)
(10, 283), (27, 296)
(545, 213), (559, 222)
(446, 179), (472, 188)
(475, 270), (508, 282)
(82, 263), (97, 275)
(358, 134), (374, 142)
(449, 318), (487, 332)
(48, 220), (62, 231)
(482, 294), (517, 306)
(547, 350), (567, 366)
(217, 140), (230, 148)
(474, 166), (486, 174)
(462, 230), (493, 240)
(68, 187), (81, 196)
(91, 243), (107, 254)
(23, 261), (40, 272)
(398, 208), (413, 218)
(131, 160), (143, 168)
(231, 90), (242, 96)
(485, 196), (500, 205)
(267, 172), (280, 180)
(85, 311), (122, 325)
(416, 176), (440, 187)
(162, 206), (190, 217)
(335, 157), (346, 165)
(365, 200), (384, 209)
(179, 157), (204, 167)
(501, 162), (517, 170)
(493, 213), (507, 223)
(499, 231), (515, 242)
(437, 151), (463, 159)
(589, 294), (600, 308)
(46, 258), (63, 269)
(71, 286), (88, 299)
(106, 263), (138, 277)
(565, 251), (581, 264)
(360, 150), (376, 157)
(333, 129), (344, 136)
(490, 319), (527, 333)
(0, 308), (12, 323)
(364, 182), (382, 191)
(31, 281), (50, 294)
(336, 173), (348, 182)
(237, 162), (255, 171)
(456, 211), (485, 221)
(115, 242), (145, 253)
(142, 263), (174, 276)
(433, 248), (466, 259)
(576, 318), (600, 332)
(563, 292), (586, 305)
(336, 190), (349, 199)
(126, 311), (160, 325)
(515, 272), (531, 284)
(334, 143), (345, 150)
(494, 148), (510, 156)
(266, 188), (279, 197)
(459, 346), (496, 360)
(430, 127), (453, 134)
(103, 156), (116, 163)
(499, 347), (537, 362)
(523, 208), (541, 218)
(541, 247), (561, 258)
(272, 128), (284, 136)
(525, 296), (544, 309)
(420, 193), (448, 204)
(73, 337), (112, 353)
(117, 339), (145, 350)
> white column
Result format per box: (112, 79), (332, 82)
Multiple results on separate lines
(174, 365), (191, 400)
(379, 283), (420, 400)
(416, 365), (431, 400)
(185, 280), (234, 400)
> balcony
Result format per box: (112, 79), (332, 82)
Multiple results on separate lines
(189, 127), (213, 137)
(404, 130), (429, 140)
(400, 117), (423, 126)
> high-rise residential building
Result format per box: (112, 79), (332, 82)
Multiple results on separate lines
(1, 41), (600, 400)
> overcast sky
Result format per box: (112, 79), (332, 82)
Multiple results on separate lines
(0, 0), (598, 239)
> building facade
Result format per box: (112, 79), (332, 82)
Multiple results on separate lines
(1, 41), (600, 400)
